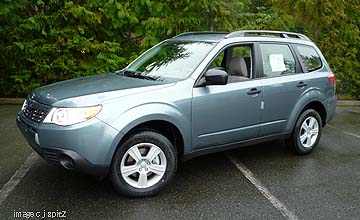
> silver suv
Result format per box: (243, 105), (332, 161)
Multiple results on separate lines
(17, 30), (336, 197)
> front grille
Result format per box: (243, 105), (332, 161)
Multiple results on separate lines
(23, 98), (50, 123)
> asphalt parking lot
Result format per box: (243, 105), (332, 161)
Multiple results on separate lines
(0, 105), (359, 220)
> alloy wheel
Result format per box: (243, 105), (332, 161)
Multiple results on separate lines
(299, 116), (319, 148)
(120, 143), (167, 189)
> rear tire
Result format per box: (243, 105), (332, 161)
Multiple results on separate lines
(287, 109), (322, 155)
(110, 131), (177, 197)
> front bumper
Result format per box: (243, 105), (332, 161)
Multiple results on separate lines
(16, 112), (121, 176)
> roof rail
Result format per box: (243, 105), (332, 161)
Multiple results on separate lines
(172, 31), (230, 42)
(225, 30), (310, 41)
(173, 31), (229, 38)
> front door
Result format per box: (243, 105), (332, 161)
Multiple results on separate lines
(191, 44), (262, 150)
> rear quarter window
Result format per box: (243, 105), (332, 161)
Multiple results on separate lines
(296, 45), (322, 72)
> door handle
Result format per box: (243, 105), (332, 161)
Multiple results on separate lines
(297, 81), (307, 88)
(247, 88), (262, 95)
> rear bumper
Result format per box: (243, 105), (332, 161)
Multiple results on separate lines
(323, 95), (337, 124)
(16, 113), (121, 176)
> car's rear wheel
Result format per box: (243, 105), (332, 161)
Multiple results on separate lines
(287, 109), (322, 155)
(110, 131), (177, 197)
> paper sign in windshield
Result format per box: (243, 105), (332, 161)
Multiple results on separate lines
(269, 54), (286, 72)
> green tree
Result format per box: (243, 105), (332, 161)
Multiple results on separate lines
(0, 0), (135, 97)
(0, 0), (252, 97)
(270, 0), (360, 98)
(1, 0), (359, 99)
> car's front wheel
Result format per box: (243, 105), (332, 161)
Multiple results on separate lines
(110, 131), (177, 197)
(287, 109), (322, 155)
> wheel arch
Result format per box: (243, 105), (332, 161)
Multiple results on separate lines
(116, 119), (185, 161)
(300, 101), (327, 126)
(286, 91), (328, 133)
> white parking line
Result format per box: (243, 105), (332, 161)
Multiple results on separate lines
(0, 152), (37, 206)
(226, 153), (299, 220)
(327, 124), (360, 139)
(347, 109), (360, 114)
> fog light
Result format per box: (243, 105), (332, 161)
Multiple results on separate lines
(59, 155), (75, 170)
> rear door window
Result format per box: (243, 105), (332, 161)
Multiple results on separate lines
(296, 45), (322, 72)
(259, 44), (296, 77)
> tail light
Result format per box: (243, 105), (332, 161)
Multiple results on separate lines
(328, 73), (335, 87)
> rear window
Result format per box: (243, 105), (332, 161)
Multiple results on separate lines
(296, 45), (322, 72)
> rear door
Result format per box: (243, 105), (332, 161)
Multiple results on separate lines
(258, 43), (306, 136)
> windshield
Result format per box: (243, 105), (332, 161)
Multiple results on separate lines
(126, 41), (216, 81)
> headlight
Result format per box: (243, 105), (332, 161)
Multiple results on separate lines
(43, 105), (102, 126)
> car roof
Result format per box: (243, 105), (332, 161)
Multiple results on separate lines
(172, 30), (312, 43)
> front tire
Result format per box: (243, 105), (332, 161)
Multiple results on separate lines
(287, 109), (322, 155)
(110, 131), (177, 197)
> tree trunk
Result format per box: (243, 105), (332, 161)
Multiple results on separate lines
(209, 10), (214, 31)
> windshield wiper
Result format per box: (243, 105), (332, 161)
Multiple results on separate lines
(121, 70), (158, 81)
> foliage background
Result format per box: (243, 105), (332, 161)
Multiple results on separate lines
(0, 0), (359, 99)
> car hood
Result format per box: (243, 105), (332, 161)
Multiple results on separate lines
(31, 73), (169, 106)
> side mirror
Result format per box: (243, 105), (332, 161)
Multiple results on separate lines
(204, 69), (228, 86)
